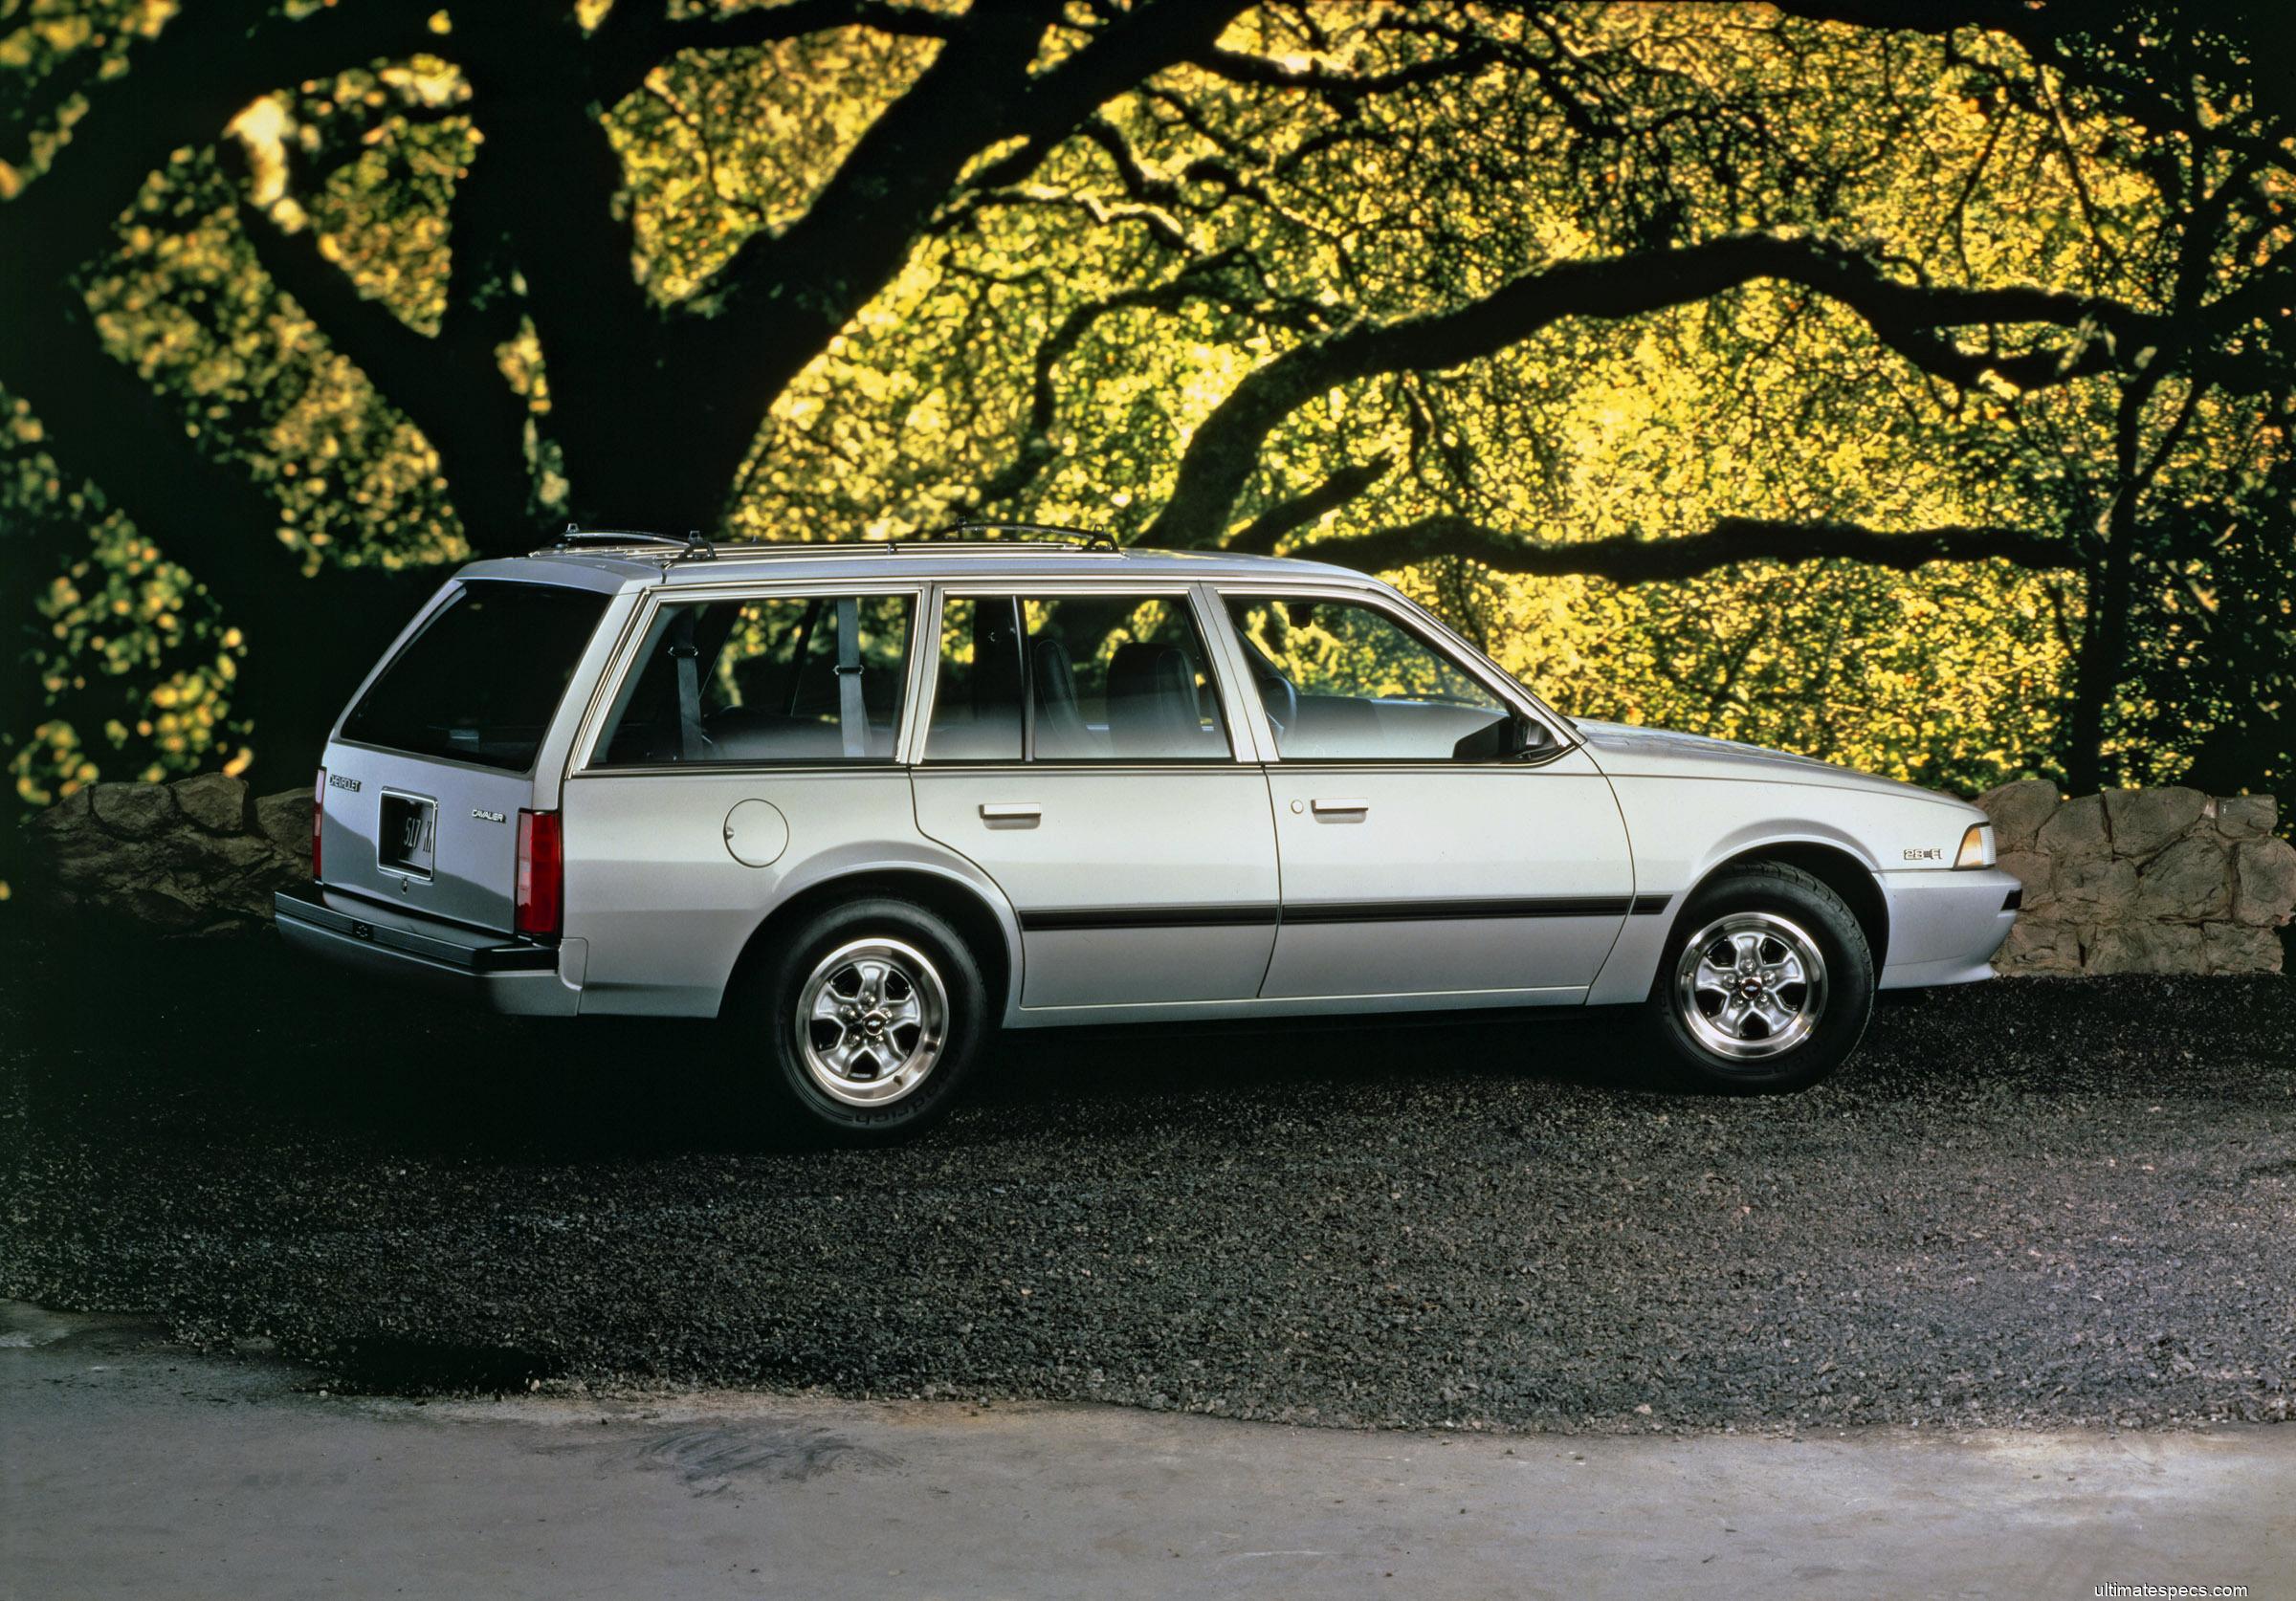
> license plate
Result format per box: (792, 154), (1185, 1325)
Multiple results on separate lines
(378, 791), (436, 880)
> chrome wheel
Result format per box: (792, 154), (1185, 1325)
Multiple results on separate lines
(794, 937), (948, 1107)
(1673, 910), (1828, 1063)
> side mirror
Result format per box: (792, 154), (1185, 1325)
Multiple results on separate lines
(1451, 713), (1540, 761)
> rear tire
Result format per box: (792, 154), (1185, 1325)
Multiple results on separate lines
(1645, 862), (1874, 1093)
(734, 896), (988, 1142)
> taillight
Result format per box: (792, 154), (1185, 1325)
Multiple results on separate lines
(515, 809), (562, 937)
(311, 767), (325, 880)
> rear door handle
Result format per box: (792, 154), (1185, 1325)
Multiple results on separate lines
(1310, 798), (1370, 817)
(980, 802), (1041, 824)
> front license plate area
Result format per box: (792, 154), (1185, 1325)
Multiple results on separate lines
(378, 791), (436, 880)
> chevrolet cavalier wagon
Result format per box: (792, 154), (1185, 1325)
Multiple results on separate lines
(276, 525), (2021, 1138)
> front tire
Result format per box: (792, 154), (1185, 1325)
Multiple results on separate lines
(736, 896), (988, 1141)
(1645, 862), (1874, 1093)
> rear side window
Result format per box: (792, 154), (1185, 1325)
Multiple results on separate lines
(341, 581), (609, 772)
(923, 592), (1230, 762)
(594, 591), (914, 765)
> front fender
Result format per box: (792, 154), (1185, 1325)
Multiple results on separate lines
(1588, 776), (1968, 1005)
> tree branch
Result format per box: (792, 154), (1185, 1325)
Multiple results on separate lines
(590, 0), (961, 103)
(1187, 41), (1502, 101)
(0, 1), (447, 291)
(1292, 515), (2077, 582)
(1764, 0), (2296, 176)
(960, 0), (1257, 192)
(646, 0), (1250, 521)
(221, 117), (534, 547)
(1225, 452), (1395, 555)
(223, 145), (446, 410)
(967, 248), (1285, 511)
(1143, 230), (2154, 547)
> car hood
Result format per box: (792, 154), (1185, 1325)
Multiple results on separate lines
(1569, 719), (1972, 810)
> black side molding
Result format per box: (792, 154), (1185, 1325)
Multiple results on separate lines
(1020, 904), (1279, 932)
(1281, 896), (1636, 925)
(1019, 895), (1665, 932)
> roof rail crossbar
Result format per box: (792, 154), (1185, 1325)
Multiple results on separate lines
(548, 524), (716, 560)
(903, 520), (1120, 552)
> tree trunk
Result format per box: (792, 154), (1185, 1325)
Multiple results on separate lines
(2062, 377), (2155, 795)
(0, 271), (434, 793)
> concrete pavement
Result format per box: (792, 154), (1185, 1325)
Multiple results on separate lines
(2, 1304), (2289, 1599)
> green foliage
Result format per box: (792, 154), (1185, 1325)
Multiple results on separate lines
(3, 0), (2290, 808)
(1, 385), (247, 805)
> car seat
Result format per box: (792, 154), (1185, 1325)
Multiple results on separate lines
(1107, 643), (1202, 757)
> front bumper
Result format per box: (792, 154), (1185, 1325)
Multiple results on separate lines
(273, 883), (578, 1016)
(1875, 866), (2021, 989)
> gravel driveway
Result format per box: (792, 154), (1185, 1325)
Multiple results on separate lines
(2, 932), (2290, 1433)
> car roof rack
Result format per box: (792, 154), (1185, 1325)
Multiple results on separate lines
(541, 521), (1127, 562)
(545, 524), (716, 560)
(899, 520), (1121, 552)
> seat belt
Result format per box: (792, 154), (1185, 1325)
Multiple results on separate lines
(834, 597), (867, 757)
(669, 610), (703, 761)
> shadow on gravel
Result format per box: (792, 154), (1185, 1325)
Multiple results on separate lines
(3, 925), (1672, 1162)
(5, 922), (2290, 1169)
(321, 1335), (566, 1396)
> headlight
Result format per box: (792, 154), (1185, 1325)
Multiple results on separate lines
(1954, 822), (1996, 869)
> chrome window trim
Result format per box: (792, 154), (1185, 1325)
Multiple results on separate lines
(567, 761), (908, 781)
(911, 581), (1254, 768)
(331, 735), (541, 782)
(572, 581), (928, 775)
(551, 585), (658, 793)
(1208, 580), (1581, 765)
(906, 761), (1265, 776)
(1192, 580), (1280, 764)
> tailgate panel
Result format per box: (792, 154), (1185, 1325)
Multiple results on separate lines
(319, 750), (534, 932)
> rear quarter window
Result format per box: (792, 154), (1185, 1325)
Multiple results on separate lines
(341, 581), (610, 772)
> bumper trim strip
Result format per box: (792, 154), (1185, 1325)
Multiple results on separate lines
(274, 884), (557, 974)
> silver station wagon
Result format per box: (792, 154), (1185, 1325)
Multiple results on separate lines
(276, 525), (2020, 1138)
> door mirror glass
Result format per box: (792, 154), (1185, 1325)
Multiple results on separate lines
(1449, 713), (1539, 761)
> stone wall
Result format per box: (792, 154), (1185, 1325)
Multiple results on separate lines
(26, 774), (311, 936)
(1977, 781), (2295, 976)
(12, 772), (2295, 976)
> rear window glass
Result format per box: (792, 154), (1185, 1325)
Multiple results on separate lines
(341, 581), (609, 772)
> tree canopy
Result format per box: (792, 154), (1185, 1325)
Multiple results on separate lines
(3, 0), (2291, 824)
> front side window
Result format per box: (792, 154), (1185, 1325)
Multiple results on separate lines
(342, 581), (610, 772)
(923, 592), (1230, 762)
(595, 591), (913, 765)
(1225, 593), (1529, 761)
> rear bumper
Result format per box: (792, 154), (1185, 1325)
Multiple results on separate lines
(1875, 867), (2021, 990)
(273, 883), (578, 1017)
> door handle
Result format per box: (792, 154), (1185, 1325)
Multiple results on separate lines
(1310, 798), (1370, 817)
(980, 802), (1042, 825)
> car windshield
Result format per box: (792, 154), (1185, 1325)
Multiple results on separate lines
(341, 581), (609, 771)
